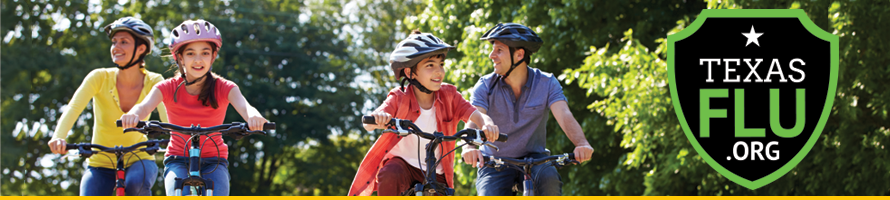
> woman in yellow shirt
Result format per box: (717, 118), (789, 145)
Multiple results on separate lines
(46, 17), (168, 196)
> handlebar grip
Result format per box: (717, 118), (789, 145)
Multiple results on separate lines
(567, 153), (576, 161)
(116, 120), (146, 127)
(362, 116), (375, 124)
(361, 116), (396, 125)
(65, 144), (78, 150)
(496, 134), (508, 142)
(263, 122), (276, 130)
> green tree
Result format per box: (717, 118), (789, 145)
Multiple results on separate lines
(398, 0), (705, 195)
(403, 0), (890, 196)
(1, 0), (384, 196)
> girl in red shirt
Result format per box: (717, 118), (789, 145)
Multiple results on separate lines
(119, 20), (268, 196)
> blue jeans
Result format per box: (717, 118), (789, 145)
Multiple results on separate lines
(80, 159), (158, 196)
(475, 153), (563, 196)
(163, 156), (230, 196)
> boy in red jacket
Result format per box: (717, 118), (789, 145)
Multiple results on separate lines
(348, 31), (500, 196)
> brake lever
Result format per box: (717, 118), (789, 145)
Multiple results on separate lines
(553, 160), (567, 169)
(483, 142), (499, 152)
(221, 125), (246, 137)
(146, 130), (167, 138)
(222, 130), (247, 140)
(141, 147), (159, 155)
(125, 124), (171, 136)
(59, 152), (91, 161)
(59, 154), (75, 161)
(383, 128), (411, 136)
(62, 146), (93, 161)
(123, 128), (143, 133)
(238, 123), (268, 136)
(245, 130), (267, 135)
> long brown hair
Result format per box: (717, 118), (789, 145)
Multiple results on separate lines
(169, 42), (227, 109)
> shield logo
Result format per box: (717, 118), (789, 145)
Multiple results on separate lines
(667, 9), (838, 190)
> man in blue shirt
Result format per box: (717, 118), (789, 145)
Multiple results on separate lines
(463, 23), (594, 196)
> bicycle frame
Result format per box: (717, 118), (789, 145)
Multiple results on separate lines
(413, 131), (451, 196)
(114, 155), (126, 196)
(362, 116), (507, 196)
(172, 133), (215, 196)
(66, 140), (168, 196)
(117, 120), (274, 196)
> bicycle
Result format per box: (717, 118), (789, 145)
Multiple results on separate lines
(116, 120), (275, 196)
(63, 139), (170, 196)
(361, 116), (508, 196)
(481, 153), (579, 196)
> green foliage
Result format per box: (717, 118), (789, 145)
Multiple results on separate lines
(401, 0), (705, 195)
(405, 0), (890, 196)
(3, 0), (888, 196)
(1, 0), (392, 196)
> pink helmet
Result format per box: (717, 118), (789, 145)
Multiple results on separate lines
(169, 20), (222, 60)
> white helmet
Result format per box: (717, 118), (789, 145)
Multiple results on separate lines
(389, 32), (455, 80)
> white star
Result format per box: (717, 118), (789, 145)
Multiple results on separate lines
(742, 25), (763, 47)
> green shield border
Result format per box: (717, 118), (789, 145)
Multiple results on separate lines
(666, 9), (839, 190)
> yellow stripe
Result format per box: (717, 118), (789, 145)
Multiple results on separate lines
(7, 196), (888, 198)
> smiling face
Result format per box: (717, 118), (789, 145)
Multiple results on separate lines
(110, 31), (146, 66)
(405, 55), (446, 92)
(177, 41), (216, 81)
(488, 40), (524, 76)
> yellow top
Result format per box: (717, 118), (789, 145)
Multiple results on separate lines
(52, 67), (168, 169)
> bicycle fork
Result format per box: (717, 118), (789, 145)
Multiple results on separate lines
(522, 174), (534, 196)
(413, 138), (454, 196)
(174, 139), (214, 196)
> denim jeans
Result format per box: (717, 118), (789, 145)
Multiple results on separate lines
(163, 156), (230, 196)
(475, 153), (562, 196)
(80, 159), (158, 196)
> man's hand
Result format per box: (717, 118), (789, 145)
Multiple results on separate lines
(480, 123), (499, 142)
(573, 145), (594, 162)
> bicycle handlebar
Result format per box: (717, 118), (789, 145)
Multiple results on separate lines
(483, 153), (578, 167)
(116, 120), (275, 140)
(116, 120), (276, 131)
(65, 139), (170, 158)
(361, 116), (508, 142)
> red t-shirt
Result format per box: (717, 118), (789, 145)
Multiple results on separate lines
(156, 76), (237, 159)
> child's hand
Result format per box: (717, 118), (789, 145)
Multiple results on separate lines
(247, 115), (268, 131)
(369, 111), (392, 130)
(481, 124), (500, 142)
(119, 113), (141, 128)
(462, 148), (485, 168)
